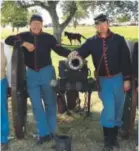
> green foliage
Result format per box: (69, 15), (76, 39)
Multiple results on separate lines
(27, 9), (41, 23)
(60, 1), (77, 15)
(90, 1), (138, 22)
(61, 1), (91, 28)
(72, 2), (91, 28)
(117, 14), (131, 23)
(11, 9), (28, 28)
(1, 1), (28, 28)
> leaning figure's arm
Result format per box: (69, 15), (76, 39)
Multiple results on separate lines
(5, 34), (22, 46)
(76, 39), (92, 58)
(51, 36), (71, 57)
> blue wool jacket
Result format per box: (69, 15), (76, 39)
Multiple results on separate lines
(77, 32), (131, 81)
(5, 31), (70, 71)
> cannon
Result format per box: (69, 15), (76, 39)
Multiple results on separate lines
(51, 55), (97, 115)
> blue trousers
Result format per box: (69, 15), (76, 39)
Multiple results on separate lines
(98, 73), (125, 128)
(26, 65), (57, 137)
(1, 78), (9, 144)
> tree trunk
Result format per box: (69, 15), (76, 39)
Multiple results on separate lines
(73, 18), (78, 29)
(22, 1), (77, 43)
(48, 1), (77, 43)
(53, 27), (63, 44)
(49, 9), (64, 43)
(17, 27), (19, 33)
(12, 27), (14, 32)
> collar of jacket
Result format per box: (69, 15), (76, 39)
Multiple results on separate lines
(30, 29), (43, 36)
(96, 29), (113, 39)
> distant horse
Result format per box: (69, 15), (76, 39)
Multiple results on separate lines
(64, 31), (87, 45)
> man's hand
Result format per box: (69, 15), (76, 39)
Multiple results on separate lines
(22, 42), (35, 52)
(68, 51), (78, 59)
(124, 80), (131, 92)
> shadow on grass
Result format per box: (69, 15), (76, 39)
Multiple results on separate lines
(7, 95), (137, 151)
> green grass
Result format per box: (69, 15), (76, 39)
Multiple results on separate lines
(1, 25), (138, 42)
(7, 96), (137, 151)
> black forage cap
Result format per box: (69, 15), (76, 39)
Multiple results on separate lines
(30, 14), (43, 23)
(94, 14), (108, 24)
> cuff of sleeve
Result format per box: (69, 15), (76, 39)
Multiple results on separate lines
(20, 41), (25, 47)
(56, 44), (71, 57)
(62, 48), (71, 57)
(15, 35), (24, 46)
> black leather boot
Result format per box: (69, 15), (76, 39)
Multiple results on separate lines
(1, 143), (8, 151)
(37, 134), (53, 144)
(102, 127), (114, 151)
(113, 126), (120, 148)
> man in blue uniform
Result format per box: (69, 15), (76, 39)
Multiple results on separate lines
(5, 14), (71, 144)
(1, 41), (12, 150)
(68, 14), (131, 151)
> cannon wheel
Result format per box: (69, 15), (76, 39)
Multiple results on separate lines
(120, 77), (137, 138)
(66, 91), (79, 110)
(57, 91), (79, 114)
(57, 93), (66, 114)
(11, 41), (27, 139)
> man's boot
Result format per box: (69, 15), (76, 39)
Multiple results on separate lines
(113, 126), (120, 148)
(1, 143), (8, 151)
(37, 134), (53, 145)
(102, 127), (113, 151)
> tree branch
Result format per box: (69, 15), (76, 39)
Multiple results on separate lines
(36, 1), (50, 11)
(60, 2), (77, 29)
(48, 1), (59, 8)
(18, 1), (50, 11)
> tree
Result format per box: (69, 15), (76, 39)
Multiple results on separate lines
(11, 8), (28, 32)
(1, 1), (93, 42)
(27, 9), (41, 23)
(90, 1), (138, 22)
(1, 1), (28, 32)
(61, 1), (91, 29)
(117, 14), (131, 23)
(16, 1), (78, 43)
(1, 16), (7, 27)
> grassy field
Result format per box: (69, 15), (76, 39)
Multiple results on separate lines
(2, 25), (138, 78)
(1, 25), (138, 42)
(2, 26), (138, 151)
